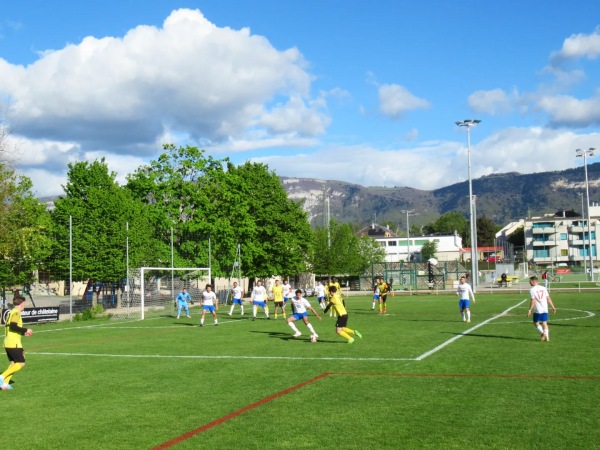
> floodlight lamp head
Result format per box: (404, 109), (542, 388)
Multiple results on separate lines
(473, 119), (481, 124)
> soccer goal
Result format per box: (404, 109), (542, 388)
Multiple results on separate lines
(112, 267), (211, 321)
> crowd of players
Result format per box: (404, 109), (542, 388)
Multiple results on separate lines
(174, 277), (362, 344)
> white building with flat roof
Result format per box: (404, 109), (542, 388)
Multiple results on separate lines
(375, 233), (463, 263)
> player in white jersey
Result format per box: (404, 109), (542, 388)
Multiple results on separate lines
(371, 278), (380, 311)
(282, 280), (292, 311)
(287, 289), (322, 338)
(527, 275), (556, 341)
(250, 280), (270, 320)
(228, 281), (244, 316)
(199, 284), (218, 326)
(315, 281), (326, 310)
(456, 276), (476, 322)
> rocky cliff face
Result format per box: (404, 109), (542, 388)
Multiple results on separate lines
(281, 162), (600, 227)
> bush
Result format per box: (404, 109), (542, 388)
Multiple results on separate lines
(73, 304), (105, 321)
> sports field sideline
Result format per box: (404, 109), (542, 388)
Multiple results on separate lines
(3, 291), (599, 449)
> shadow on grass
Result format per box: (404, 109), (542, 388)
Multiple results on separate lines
(455, 332), (530, 341)
(250, 330), (344, 344)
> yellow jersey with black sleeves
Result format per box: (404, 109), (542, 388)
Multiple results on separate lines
(4, 308), (24, 348)
(328, 292), (347, 316)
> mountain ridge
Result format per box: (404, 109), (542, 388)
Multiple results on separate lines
(282, 162), (600, 229)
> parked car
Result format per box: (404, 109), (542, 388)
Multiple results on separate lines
(485, 256), (502, 262)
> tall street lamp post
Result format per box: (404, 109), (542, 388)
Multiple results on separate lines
(576, 148), (595, 281)
(456, 119), (481, 291)
(400, 209), (415, 263)
(579, 192), (587, 277)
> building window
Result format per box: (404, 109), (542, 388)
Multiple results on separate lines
(561, 249), (568, 256)
(534, 249), (550, 258)
(560, 233), (568, 240)
(388, 241), (397, 246)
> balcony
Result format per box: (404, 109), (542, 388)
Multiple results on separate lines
(532, 227), (555, 234)
(532, 240), (557, 246)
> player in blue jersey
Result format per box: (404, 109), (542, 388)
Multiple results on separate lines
(175, 288), (192, 319)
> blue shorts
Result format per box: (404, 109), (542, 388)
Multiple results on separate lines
(202, 305), (215, 313)
(253, 301), (267, 308)
(232, 298), (243, 305)
(284, 297), (291, 303)
(178, 301), (189, 308)
(373, 294), (380, 300)
(292, 312), (308, 321)
(318, 296), (325, 302)
(533, 312), (549, 323)
(459, 299), (470, 309)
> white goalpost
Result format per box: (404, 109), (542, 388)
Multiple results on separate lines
(117, 267), (211, 320)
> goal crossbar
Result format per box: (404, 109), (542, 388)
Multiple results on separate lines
(138, 267), (211, 320)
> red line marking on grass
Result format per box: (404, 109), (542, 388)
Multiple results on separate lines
(329, 372), (600, 381)
(153, 370), (597, 448)
(152, 372), (331, 449)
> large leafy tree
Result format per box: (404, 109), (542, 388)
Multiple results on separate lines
(425, 211), (470, 244)
(126, 144), (228, 272)
(476, 216), (500, 246)
(127, 145), (313, 279)
(0, 169), (52, 290)
(217, 161), (313, 278)
(311, 221), (383, 276)
(50, 159), (158, 282)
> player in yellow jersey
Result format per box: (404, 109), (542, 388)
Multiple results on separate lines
(324, 286), (362, 344)
(1, 296), (33, 390)
(270, 279), (286, 319)
(378, 278), (390, 315)
(326, 277), (343, 317)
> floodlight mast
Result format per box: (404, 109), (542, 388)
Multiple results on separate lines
(456, 119), (481, 292)
(576, 147), (595, 281)
(400, 209), (415, 263)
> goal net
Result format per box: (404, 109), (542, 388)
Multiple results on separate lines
(111, 267), (211, 321)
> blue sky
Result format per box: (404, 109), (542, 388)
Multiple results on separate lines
(1, 1), (599, 196)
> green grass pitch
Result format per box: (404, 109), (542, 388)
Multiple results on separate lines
(3, 291), (600, 449)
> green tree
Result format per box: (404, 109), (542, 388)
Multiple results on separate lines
(127, 145), (313, 279)
(0, 169), (52, 290)
(432, 212), (469, 238)
(420, 241), (438, 261)
(126, 144), (228, 273)
(476, 217), (500, 246)
(507, 226), (525, 247)
(225, 161), (312, 278)
(311, 221), (383, 276)
(51, 159), (158, 283)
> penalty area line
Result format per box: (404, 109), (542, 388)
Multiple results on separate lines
(152, 372), (331, 449)
(415, 299), (529, 361)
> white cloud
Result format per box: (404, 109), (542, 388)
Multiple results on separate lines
(0, 8), (323, 154)
(536, 89), (600, 127)
(550, 28), (600, 66)
(468, 88), (517, 115)
(257, 127), (599, 192)
(378, 84), (430, 118)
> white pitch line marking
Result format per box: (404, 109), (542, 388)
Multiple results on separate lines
(414, 299), (529, 361)
(27, 352), (414, 362)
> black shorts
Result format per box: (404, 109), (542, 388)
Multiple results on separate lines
(381, 294), (388, 302)
(335, 314), (349, 328)
(274, 301), (284, 307)
(5, 347), (25, 363)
